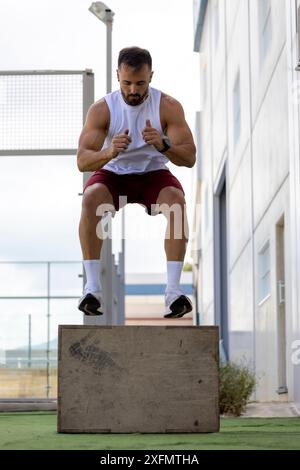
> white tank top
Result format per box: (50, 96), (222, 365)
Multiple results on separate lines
(102, 86), (169, 174)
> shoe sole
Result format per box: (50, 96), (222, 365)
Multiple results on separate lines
(164, 295), (193, 319)
(78, 298), (103, 316)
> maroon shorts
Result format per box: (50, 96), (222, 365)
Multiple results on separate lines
(83, 168), (185, 216)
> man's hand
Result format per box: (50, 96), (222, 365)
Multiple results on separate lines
(142, 119), (164, 151)
(109, 129), (132, 158)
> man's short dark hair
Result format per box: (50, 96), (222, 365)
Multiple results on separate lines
(118, 47), (152, 70)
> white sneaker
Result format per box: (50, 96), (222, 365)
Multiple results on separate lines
(164, 289), (193, 319)
(78, 291), (103, 316)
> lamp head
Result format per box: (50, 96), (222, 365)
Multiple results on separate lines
(89, 2), (115, 23)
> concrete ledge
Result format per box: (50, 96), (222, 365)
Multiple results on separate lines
(0, 399), (57, 412)
(242, 402), (300, 418)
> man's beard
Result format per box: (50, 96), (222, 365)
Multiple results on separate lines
(121, 88), (149, 106)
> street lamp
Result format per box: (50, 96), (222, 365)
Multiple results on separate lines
(89, 2), (115, 93)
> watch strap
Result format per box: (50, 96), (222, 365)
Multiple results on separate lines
(160, 137), (171, 153)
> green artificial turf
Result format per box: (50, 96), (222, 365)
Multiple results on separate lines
(0, 412), (299, 450)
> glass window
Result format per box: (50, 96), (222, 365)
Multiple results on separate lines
(258, 240), (271, 303)
(258, 0), (272, 66)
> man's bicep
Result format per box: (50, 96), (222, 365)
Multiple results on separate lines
(78, 101), (108, 152)
(165, 102), (194, 146)
(166, 119), (194, 146)
(78, 125), (106, 152)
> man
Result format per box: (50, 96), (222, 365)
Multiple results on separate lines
(77, 46), (196, 319)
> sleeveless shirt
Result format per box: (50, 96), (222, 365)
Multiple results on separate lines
(102, 86), (169, 174)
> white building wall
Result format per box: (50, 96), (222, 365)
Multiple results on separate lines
(253, 179), (290, 401)
(286, 0), (300, 410)
(226, 1), (254, 366)
(198, 1), (215, 326)
(193, 0), (300, 406)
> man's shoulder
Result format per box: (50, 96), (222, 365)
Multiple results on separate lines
(161, 92), (182, 109)
(88, 98), (110, 127)
(160, 92), (184, 119)
(90, 97), (109, 114)
(84, 98), (110, 130)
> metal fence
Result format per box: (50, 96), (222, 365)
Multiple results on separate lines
(0, 69), (125, 331)
(0, 261), (83, 399)
(0, 69), (92, 155)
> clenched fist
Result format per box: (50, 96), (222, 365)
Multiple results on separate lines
(142, 119), (163, 151)
(109, 129), (132, 158)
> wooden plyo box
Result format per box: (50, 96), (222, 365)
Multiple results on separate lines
(57, 325), (219, 433)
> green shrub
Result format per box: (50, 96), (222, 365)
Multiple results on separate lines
(183, 262), (193, 272)
(219, 361), (256, 417)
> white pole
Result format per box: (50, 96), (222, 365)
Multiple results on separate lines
(101, 15), (113, 322)
(106, 20), (112, 93)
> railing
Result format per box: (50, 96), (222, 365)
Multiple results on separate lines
(0, 261), (82, 399)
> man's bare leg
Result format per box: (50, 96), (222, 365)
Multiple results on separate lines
(156, 186), (192, 318)
(156, 186), (189, 261)
(164, 208), (188, 261)
(78, 183), (115, 315)
(79, 183), (114, 259)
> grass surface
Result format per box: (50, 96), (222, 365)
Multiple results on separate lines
(0, 412), (299, 450)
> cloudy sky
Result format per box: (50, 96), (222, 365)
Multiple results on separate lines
(0, 0), (199, 273)
(0, 0), (200, 350)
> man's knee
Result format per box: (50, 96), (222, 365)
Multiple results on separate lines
(82, 184), (114, 214)
(157, 186), (186, 207)
(155, 188), (185, 219)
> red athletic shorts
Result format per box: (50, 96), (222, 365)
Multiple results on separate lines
(83, 168), (185, 216)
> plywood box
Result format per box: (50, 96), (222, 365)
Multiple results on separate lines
(57, 325), (219, 433)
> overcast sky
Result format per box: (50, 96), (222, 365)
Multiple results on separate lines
(0, 0), (200, 274)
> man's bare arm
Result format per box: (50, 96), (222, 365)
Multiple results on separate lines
(162, 97), (196, 168)
(77, 99), (112, 172)
(77, 100), (132, 172)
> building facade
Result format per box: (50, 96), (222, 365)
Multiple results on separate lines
(192, 0), (300, 410)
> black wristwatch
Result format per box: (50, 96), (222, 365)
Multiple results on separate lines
(159, 136), (171, 153)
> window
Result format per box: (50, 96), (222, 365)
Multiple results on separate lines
(258, 240), (271, 303)
(233, 71), (241, 147)
(258, 0), (272, 66)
